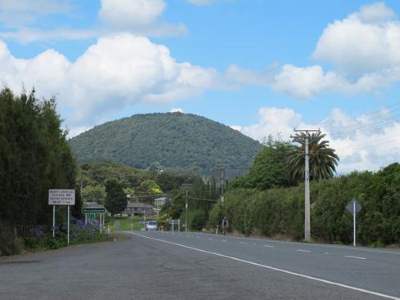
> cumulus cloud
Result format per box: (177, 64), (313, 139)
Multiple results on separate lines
(225, 2), (400, 99)
(99, 0), (165, 28)
(0, 34), (216, 127)
(97, 0), (186, 36)
(0, 0), (186, 43)
(236, 106), (400, 173)
(271, 65), (344, 98)
(313, 2), (400, 76)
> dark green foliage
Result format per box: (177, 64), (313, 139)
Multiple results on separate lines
(0, 88), (78, 246)
(188, 209), (208, 231)
(231, 140), (297, 190)
(289, 132), (339, 181)
(216, 164), (400, 246)
(0, 221), (23, 256)
(105, 180), (127, 216)
(69, 113), (262, 175)
(160, 176), (220, 230)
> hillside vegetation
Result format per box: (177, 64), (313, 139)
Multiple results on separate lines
(69, 113), (262, 175)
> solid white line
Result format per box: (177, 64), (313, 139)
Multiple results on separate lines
(345, 255), (367, 260)
(297, 249), (312, 253)
(264, 245), (274, 248)
(130, 232), (399, 300)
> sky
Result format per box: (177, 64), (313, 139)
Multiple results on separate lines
(1, 0), (400, 173)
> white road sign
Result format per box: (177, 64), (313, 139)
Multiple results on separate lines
(48, 189), (75, 205)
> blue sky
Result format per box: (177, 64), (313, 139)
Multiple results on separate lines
(1, 0), (400, 172)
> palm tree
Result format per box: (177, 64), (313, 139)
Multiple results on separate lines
(288, 132), (339, 181)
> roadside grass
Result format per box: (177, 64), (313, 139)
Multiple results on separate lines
(108, 216), (145, 232)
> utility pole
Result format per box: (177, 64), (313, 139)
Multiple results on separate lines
(292, 129), (320, 242)
(181, 183), (193, 233)
(185, 190), (189, 232)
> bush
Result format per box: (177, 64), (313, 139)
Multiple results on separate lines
(215, 163), (400, 246)
(0, 222), (23, 256)
(189, 209), (207, 231)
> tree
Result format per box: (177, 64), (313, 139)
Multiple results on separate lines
(289, 132), (339, 181)
(138, 179), (162, 195)
(0, 88), (77, 233)
(105, 180), (127, 216)
(231, 139), (297, 190)
(82, 184), (106, 204)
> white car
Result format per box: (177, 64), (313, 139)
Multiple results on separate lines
(145, 221), (157, 231)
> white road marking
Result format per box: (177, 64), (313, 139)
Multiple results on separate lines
(130, 232), (399, 300)
(297, 249), (312, 253)
(345, 255), (367, 260)
(209, 233), (400, 256)
(264, 245), (274, 248)
(222, 239), (227, 242)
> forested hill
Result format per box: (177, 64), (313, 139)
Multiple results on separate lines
(69, 113), (263, 175)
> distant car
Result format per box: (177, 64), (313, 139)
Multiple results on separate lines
(145, 221), (157, 231)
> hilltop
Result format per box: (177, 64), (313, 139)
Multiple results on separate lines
(69, 112), (262, 176)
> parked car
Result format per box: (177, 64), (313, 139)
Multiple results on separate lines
(145, 221), (157, 231)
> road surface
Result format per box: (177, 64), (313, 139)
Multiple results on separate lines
(0, 231), (399, 300)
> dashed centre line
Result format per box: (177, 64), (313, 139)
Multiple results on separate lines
(297, 249), (312, 253)
(345, 255), (367, 260)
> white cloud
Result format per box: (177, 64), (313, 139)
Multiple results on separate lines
(99, 0), (166, 28)
(272, 65), (344, 98)
(0, 34), (216, 128)
(0, 0), (71, 27)
(0, 0), (186, 44)
(314, 2), (400, 76)
(225, 2), (400, 99)
(0, 28), (97, 44)
(236, 106), (400, 173)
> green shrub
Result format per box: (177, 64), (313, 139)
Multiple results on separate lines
(0, 222), (23, 256)
(216, 164), (400, 245)
(189, 209), (207, 231)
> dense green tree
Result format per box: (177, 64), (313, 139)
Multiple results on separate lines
(105, 180), (127, 216)
(81, 184), (106, 204)
(231, 140), (297, 190)
(289, 132), (339, 181)
(0, 88), (78, 235)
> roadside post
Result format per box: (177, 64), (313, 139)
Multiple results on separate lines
(346, 198), (362, 247)
(181, 183), (193, 233)
(48, 189), (75, 245)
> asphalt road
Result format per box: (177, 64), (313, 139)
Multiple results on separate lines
(0, 231), (399, 300)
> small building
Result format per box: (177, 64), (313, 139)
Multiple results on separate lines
(154, 197), (168, 209)
(124, 202), (154, 216)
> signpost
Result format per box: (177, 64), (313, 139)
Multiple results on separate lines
(49, 189), (75, 245)
(346, 198), (362, 247)
(82, 204), (106, 232)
